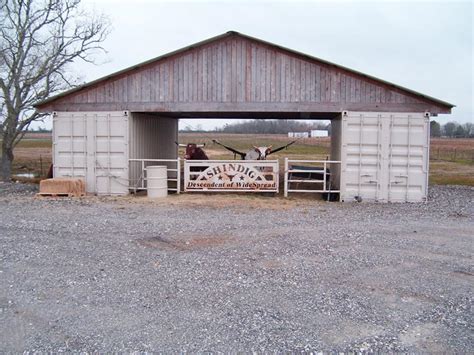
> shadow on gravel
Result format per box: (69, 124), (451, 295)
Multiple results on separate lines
(136, 235), (233, 251)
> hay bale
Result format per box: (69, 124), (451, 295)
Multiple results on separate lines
(38, 178), (86, 197)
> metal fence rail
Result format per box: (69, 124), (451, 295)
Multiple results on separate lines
(284, 158), (341, 197)
(129, 158), (181, 194)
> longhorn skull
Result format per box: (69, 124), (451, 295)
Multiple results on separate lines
(212, 139), (295, 160)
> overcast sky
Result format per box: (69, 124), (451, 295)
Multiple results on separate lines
(47, 0), (473, 130)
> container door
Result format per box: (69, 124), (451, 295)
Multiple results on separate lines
(341, 113), (386, 201)
(387, 113), (429, 202)
(53, 113), (87, 183)
(94, 112), (129, 195)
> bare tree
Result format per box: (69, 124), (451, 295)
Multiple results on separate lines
(0, 0), (109, 181)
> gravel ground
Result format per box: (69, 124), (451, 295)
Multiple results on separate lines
(0, 182), (473, 352)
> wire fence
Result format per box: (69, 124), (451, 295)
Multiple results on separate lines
(430, 147), (474, 163)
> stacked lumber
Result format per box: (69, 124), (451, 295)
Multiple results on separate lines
(37, 178), (86, 197)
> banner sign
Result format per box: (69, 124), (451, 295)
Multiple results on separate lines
(184, 160), (279, 192)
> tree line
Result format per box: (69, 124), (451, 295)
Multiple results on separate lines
(212, 119), (331, 135)
(430, 121), (473, 138)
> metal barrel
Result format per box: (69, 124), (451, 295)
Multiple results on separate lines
(146, 165), (168, 198)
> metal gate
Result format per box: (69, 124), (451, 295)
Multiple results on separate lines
(284, 159), (341, 197)
(128, 158), (181, 193)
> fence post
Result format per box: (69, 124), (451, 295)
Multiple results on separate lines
(176, 158), (181, 194)
(284, 158), (288, 197)
(141, 160), (145, 189)
(453, 148), (457, 161)
(323, 161), (327, 192)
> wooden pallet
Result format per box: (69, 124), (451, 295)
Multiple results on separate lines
(36, 192), (85, 197)
(38, 178), (86, 197)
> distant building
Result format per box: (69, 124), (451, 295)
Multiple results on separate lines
(310, 130), (329, 137)
(288, 132), (309, 138)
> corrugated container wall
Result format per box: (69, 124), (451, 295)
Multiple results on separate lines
(129, 114), (178, 189)
(330, 117), (342, 191)
(340, 111), (429, 203)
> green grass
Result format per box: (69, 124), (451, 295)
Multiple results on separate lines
(428, 161), (474, 186)
(429, 176), (474, 185)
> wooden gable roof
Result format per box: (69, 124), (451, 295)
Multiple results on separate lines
(35, 31), (453, 116)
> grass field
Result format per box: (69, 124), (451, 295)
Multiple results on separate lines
(4, 133), (474, 185)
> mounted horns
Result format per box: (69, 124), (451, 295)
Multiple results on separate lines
(175, 141), (205, 148)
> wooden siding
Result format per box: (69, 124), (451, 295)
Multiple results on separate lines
(39, 35), (450, 114)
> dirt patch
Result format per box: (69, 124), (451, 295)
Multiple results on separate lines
(399, 323), (447, 352)
(111, 193), (318, 210)
(452, 269), (474, 277)
(321, 321), (384, 348)
(259, 259), (284, 270)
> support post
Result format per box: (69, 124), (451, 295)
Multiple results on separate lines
(141, 160), (145, 189)
(176, 158), (181, 194)
(323, 161), (327, 192)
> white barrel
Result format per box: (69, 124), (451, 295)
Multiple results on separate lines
(146, 165), (168, 198)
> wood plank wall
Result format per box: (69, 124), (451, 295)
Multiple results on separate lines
(51, 36), (444, 113)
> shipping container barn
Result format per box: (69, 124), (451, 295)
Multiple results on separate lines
(35, 31), (454, 202)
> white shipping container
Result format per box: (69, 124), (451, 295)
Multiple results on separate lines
(53, 111), (129, 195)
(340, 111), (429, 203)
(53, 111), (178, 196)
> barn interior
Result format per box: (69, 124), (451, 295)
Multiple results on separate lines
(127, 112), (342, 197)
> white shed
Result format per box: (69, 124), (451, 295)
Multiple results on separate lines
(310, 130), (329, 137)
(36, 31), (453, 202)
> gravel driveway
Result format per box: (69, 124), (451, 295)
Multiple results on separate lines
(0, 183), (473, 352)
